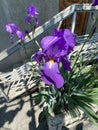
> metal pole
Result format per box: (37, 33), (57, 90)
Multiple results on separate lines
(0, 86), (9, 102)
(71, 12), (77, 33)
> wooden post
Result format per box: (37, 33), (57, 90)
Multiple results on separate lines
(59, 0), (92, 35)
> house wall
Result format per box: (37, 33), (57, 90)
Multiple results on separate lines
(0, 1), (98, 71)
(0, 0), (59, 52)
(0, 1), (98, 53)
(85, 12), (98, 34)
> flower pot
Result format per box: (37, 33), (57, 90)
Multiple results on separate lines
(47, 106), (98, 130)
(47, 111), (83, 130)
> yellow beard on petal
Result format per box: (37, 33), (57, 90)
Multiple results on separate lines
(49, 59), (54, 69)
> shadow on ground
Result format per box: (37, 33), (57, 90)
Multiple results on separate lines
(0, 93), (48, 130)
(0, 97), (24, 128)
(26, 93), (48, 130)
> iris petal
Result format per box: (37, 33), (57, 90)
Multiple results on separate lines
(34, 29), (76, 88)
(25, 16), (31, 23)
(46, 38), (68, 59)
(34, 50), (43, 64)
(16, 30), (25, 40)
(64, 29), (76, 54)
(41, 61), (64, 88)
(26, 5), (39, 25)
(41, 36), (68, 59)
(35, 17), (39, 25)
(41, 36), (60, 52)
(5, 23), (19, 34)
(92, 0), (98, 6)
(53, 29), (64, 37)
(27, 5), (38, 16)
(61, 57), (72, 72)
(5, 23), (24, 41)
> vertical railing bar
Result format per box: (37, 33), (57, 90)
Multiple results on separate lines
(71, 11), (77, 33)
(0, 86), (9, 102)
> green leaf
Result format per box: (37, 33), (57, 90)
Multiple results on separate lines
(72, 96), (98, 126)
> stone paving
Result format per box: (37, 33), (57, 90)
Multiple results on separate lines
(0, 93), (98, 130)
(0, 93), (48, 130)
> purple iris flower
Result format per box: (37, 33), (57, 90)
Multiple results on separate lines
(6, 23), (25, 41)
(92, 0), (98, 6)
(25, 5), (39, 25)
(34, 29), (76, 89)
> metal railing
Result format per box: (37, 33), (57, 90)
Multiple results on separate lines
(0, 4), (98, 102)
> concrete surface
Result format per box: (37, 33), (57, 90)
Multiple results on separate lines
(0, 92), (98, 130)
(0, 93), (48, 130)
